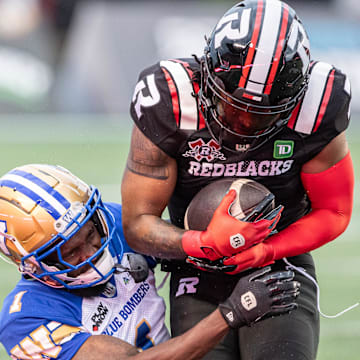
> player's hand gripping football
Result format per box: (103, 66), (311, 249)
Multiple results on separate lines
(223, 241), (275, 274)
(182, 189), (283, 261)
(219, 266), (300, 328)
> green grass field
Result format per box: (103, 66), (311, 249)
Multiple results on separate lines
(0, 115), (359, 359)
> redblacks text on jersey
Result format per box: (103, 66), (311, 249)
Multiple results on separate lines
(130, 58), (351, 231)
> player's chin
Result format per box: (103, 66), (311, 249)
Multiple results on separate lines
(68, 253), (102, 278)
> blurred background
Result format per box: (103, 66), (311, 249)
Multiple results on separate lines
(0, 0), (359, 359)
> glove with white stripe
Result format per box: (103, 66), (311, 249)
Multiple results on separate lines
(219, 266), (300, 328)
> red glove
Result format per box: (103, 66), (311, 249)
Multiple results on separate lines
(182, 190), (282, 261)
(223, 151), (355, 274)
(223, 242), (275, 274)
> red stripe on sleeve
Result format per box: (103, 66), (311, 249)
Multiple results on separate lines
(173, 59), (206, 129)
(238, 0), (264, 88)
(313, 69), (335, 133)
(161, 67), (180, 126)
(264, 5), (289, 95)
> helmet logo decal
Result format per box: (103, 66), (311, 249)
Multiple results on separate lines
(214, 9), (252, 49)
(54, 202), (86, 234)
(0, 169), (70, 220)
(287, 19), (310, 77)
(183, 138), (226, 162)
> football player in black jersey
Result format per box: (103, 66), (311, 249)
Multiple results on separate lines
(122, 1), (354, 359)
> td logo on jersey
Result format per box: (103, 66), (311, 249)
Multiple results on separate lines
(273, 140), (294, 159)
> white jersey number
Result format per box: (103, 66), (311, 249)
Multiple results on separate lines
(132, 74), (160, 118)
(135, 319), (154, 350)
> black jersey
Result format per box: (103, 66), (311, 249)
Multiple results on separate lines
(130, 58), (351, 231)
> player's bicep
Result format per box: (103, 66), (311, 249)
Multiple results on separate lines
(122, 125), (177, 217)
(73, 335), (139, 360)
(126, 125), (175, 181)
(301, 131), (349, 173)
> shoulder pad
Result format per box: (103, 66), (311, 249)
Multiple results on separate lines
(159, 59), (205, 130)
(288, 61), (351, 134)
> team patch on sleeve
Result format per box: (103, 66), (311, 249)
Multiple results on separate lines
(287, 61), (336, 134)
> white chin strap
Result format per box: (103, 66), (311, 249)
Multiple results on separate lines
(41, 246), (115, 287)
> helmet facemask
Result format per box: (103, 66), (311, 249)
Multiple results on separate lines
(199, 56), (297, 153)
(21, 187), (121, 289)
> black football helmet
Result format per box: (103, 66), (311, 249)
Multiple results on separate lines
(199, 0), (311, 153)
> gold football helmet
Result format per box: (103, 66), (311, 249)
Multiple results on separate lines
(0, 164), (121, 289)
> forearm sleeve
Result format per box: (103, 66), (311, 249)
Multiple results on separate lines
(267, 152), (354, 260)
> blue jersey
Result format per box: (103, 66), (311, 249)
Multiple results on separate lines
(0, 203), (170, 359)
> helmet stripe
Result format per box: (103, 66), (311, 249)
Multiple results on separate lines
(264, 3), (289, 94)
(0, 179), (62, 219)
(9, 170), (71, 207)
(245, 0), (283, 94)
(0, 170), (71, 219)
(238, 0), (264, 89)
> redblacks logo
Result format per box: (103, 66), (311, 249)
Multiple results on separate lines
(183, 139), (226, 162)
(188, 159), (294, 177)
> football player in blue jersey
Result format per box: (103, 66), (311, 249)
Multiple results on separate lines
(122, 0), (354, 359)
(0, 164), (299, 360)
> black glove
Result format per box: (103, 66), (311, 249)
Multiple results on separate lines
(219, 266), (300, 328)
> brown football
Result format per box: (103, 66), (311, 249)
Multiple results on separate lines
(184, 178), (274, 231)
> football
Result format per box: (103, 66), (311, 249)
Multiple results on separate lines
(184, 178), (275, 231)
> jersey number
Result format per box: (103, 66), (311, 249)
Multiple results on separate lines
(132, 74), (160, 118)
(135, 319), (154, 350)
(9, 291), (27, 314)
(11, 324), (63, 359)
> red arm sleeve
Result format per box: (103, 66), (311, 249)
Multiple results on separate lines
(269, 151), (354, 260)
